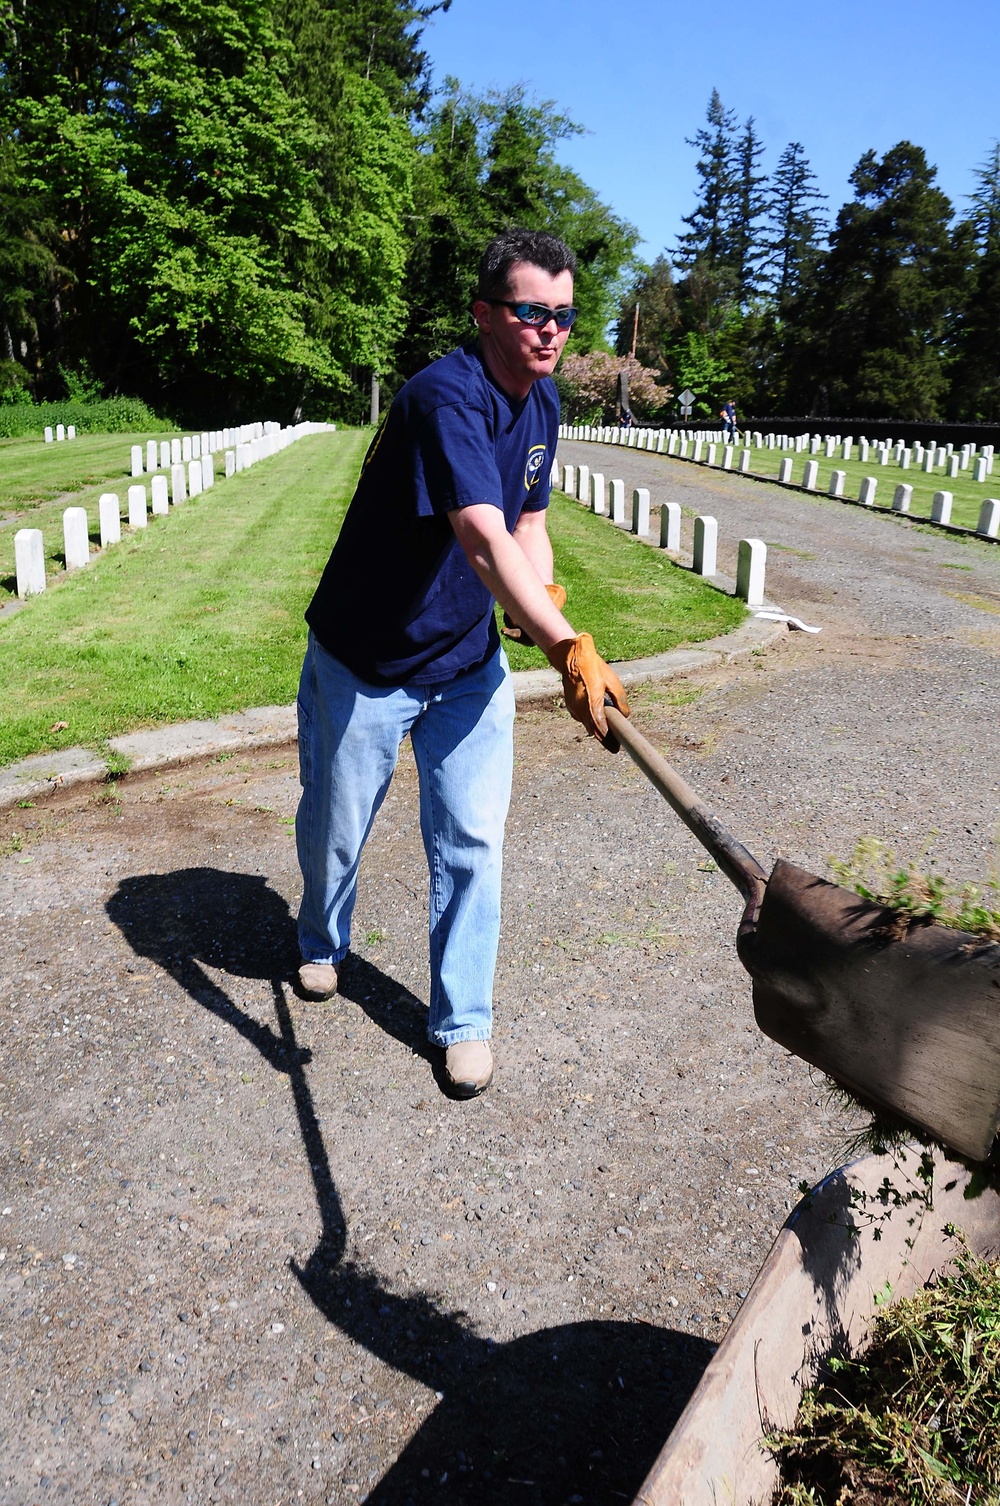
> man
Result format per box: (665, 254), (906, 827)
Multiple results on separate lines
(294, 227), (629, 1098)
(721, 399), (738, 443)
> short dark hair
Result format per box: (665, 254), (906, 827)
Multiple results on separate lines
(476, 228), (577, 301)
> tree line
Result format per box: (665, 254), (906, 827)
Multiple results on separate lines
(2, 17), (997, 426)
(611, 90), (1000, 423)
(0, 0), (636, 424)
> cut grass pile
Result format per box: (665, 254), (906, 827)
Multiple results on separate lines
(0, 434), (745, 766)
(769, 1231), (1000, 1503)
(741, 446), (996, 532)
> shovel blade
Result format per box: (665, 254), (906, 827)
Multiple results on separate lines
(744, 860), (1000, 1162)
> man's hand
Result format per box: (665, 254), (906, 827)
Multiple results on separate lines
(502, 582), (567, 644)
(547, 633), (630, 747)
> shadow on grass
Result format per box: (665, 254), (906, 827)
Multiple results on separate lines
(107, 867), (713, 1504)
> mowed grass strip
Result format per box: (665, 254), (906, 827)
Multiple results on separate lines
(741, 445), (997, 530)
(0, 430), (174, 515)
(1, 434), (745, 765)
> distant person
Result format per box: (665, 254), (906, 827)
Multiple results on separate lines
(721, 400), (738, 443)
(293, 227), (630, 1100)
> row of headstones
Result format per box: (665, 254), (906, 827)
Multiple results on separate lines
(775, 458), (1000, 535)
(554, 460), (766, 608)
(127, 421), (286, 477)
(557, 426), (1000, 541)
(43, 424), (77, 442)
(14, 421), (336, 598)
(559, 424), (997, 480)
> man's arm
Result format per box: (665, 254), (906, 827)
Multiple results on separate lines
(449, 503), (569, 655)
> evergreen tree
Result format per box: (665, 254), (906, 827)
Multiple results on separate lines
(730, 117), (770, 300)
(786, 143), (960, 418)
(614, 256), (680, 378)
(763, 142), (826, 304)
(674, 90), (737, 271)
(949, 142), (1000, 420)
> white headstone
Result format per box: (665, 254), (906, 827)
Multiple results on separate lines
(631, 487), (650, 536)
(44, 426), (54, 443)
(188, 458), (203, 497)
(67, 426), (75, 439)
(802, 459), (818, 490)
(976, 498), (1000, 538)
(660, 500), (681, 551)
(679, 438), (690, 459)
(810, 436), (821, 455)
(131, 445), (144, 478)
(779, 458), (793, 484)
(974, 455), (988, 483)
(892, 483), (912, 513)
(192, 434), (201, 460)
(225, 450), (236, 479)
(160, 441), (171, 469)
(858, 439), (869, 462)
(739, 450), (751, 473)
(899, 449), (911, 470)
(858, 476), (877, 507)
(692, 439), (704, 463)
(879, 446), (891, 466)
(705, 443), (717, 467)
(576, 465), (589, 503)
(56, 423), (65, 441)
(736, 538), (766, 607)
(590, 473), (606, 515)
(181, 435), (192, 463)
(829, 470), (846, 497)
(667, 433), (678, 455)
(99, 493), (121, 547)
(14, 528), (46, 596)
(842, 439), (853, 461)
(151, 475), (169, 515)
(722, 445), (734, 470)
(146, 439), (158, 472)
(202, 452), (215, 489)
(610, 479), (625, 524)
(171, 464), (187, 505)
(63, 508), (89, 569)
(947, 454), (960, 479)
(656, 432), (665, 453)
(931, 490), (953, 525)
(824, 438), (836, 458)
(170, 437), (181, 465)
(128, 484), (147, 527)
(562, 464), (575, 496)
(693, 515), (718, 576)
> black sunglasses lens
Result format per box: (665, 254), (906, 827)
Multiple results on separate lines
(555, 308), (577, 328)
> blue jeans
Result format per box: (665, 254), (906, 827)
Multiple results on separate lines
(295, 633), (515, 1046)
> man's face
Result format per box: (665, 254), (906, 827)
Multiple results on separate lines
(473, 262), (575, 394)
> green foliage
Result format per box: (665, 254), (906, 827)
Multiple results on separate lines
(829, 836), (1000, 942)
(0, 396), (161, 438)
(770, 1231), (1000, 1503)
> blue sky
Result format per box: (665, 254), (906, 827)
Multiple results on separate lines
(421, 0), (996, 262)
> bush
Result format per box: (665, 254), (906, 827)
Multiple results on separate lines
(0, 395), (164, 438)
(558, 351), (671, 424)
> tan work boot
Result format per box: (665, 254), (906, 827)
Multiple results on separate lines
(298, 961), (339, 1000)
(444, 1040), (493, 1098)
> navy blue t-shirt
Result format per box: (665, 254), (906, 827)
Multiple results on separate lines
(306, 341), (559, 686)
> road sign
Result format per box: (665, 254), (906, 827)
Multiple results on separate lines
(678, 388), (696, 407)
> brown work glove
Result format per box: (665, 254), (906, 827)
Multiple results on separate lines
(547, 632), (630, 749)
(501, 582), (567, 646)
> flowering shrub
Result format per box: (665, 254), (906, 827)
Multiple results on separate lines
(558, 351), (671, 424)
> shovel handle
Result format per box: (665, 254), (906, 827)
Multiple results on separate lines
(605, 705), (768, 910)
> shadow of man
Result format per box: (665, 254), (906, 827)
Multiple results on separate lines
(107, 868), (714, 1504)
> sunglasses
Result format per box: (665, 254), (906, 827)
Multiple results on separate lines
(487, 299), (578, 330)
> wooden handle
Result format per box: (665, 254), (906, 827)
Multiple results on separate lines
(605, 705), (768, 905)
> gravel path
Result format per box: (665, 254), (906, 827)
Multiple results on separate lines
(2, 449), (999, 1505)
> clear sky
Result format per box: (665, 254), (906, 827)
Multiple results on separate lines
(421, 0), (996, 262)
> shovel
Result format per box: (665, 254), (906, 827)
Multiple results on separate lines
(604, 706), (1000, 1163)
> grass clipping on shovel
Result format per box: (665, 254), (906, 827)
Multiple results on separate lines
(768, 1230), (1000, 1504)
(767, 838), (1000, 1504)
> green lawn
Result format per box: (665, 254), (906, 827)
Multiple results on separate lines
(0, 432), (744, 766)
(0, 430), (175, 512)
(739, 443), (997, 531)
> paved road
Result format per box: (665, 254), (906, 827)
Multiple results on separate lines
(1, 448), (998, 1505)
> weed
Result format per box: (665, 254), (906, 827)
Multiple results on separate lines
(16, 799), (34, 808)
(365, 927), (386, 946)
(1, 830), (25, 855)
(769, 1228), (1000, 1502)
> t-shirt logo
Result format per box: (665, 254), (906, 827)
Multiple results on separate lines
(524, 444), (547, 491)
